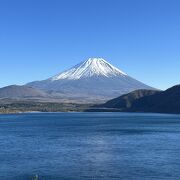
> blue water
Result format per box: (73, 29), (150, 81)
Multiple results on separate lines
(0, 113), (180, 180)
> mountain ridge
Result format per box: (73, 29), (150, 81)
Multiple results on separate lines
(96, 85), (180, 114)
(102, 89), (160, 109)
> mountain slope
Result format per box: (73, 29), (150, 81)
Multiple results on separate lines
(0, 85), (50, 99)
(129, 85), (180, 113)
(102, 89), (160, 109)
(99, 85), (180, 114)
(27, 58), (154, 101)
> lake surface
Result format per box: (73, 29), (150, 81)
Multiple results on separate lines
(0, 113), (180, 180)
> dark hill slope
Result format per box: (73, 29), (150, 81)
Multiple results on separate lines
(130, 85), (180, 113)
(102, 89), (160, 109)
(100, 85), (180, 114)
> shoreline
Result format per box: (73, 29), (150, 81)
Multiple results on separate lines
(0, 110), (180, 116)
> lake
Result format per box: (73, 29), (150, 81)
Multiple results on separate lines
(0, 113), (180, 180)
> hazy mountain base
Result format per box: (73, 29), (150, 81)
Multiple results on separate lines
(28, 76), (152, 101)
(0, 85), (108, 104)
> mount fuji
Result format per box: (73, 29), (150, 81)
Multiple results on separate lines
(27, 58), (154, 102)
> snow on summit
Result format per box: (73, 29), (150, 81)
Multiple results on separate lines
(51, 58), (127, 80)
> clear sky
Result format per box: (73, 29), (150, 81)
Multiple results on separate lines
(0, 0), (180, 90)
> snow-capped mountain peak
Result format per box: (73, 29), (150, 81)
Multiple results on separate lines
(27, 57), (153, 102)
(51, 58), (127, 80)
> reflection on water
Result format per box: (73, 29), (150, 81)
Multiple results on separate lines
(0, 113), (180, 180)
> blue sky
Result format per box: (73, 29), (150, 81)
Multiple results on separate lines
(0, 0), (180, 90)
